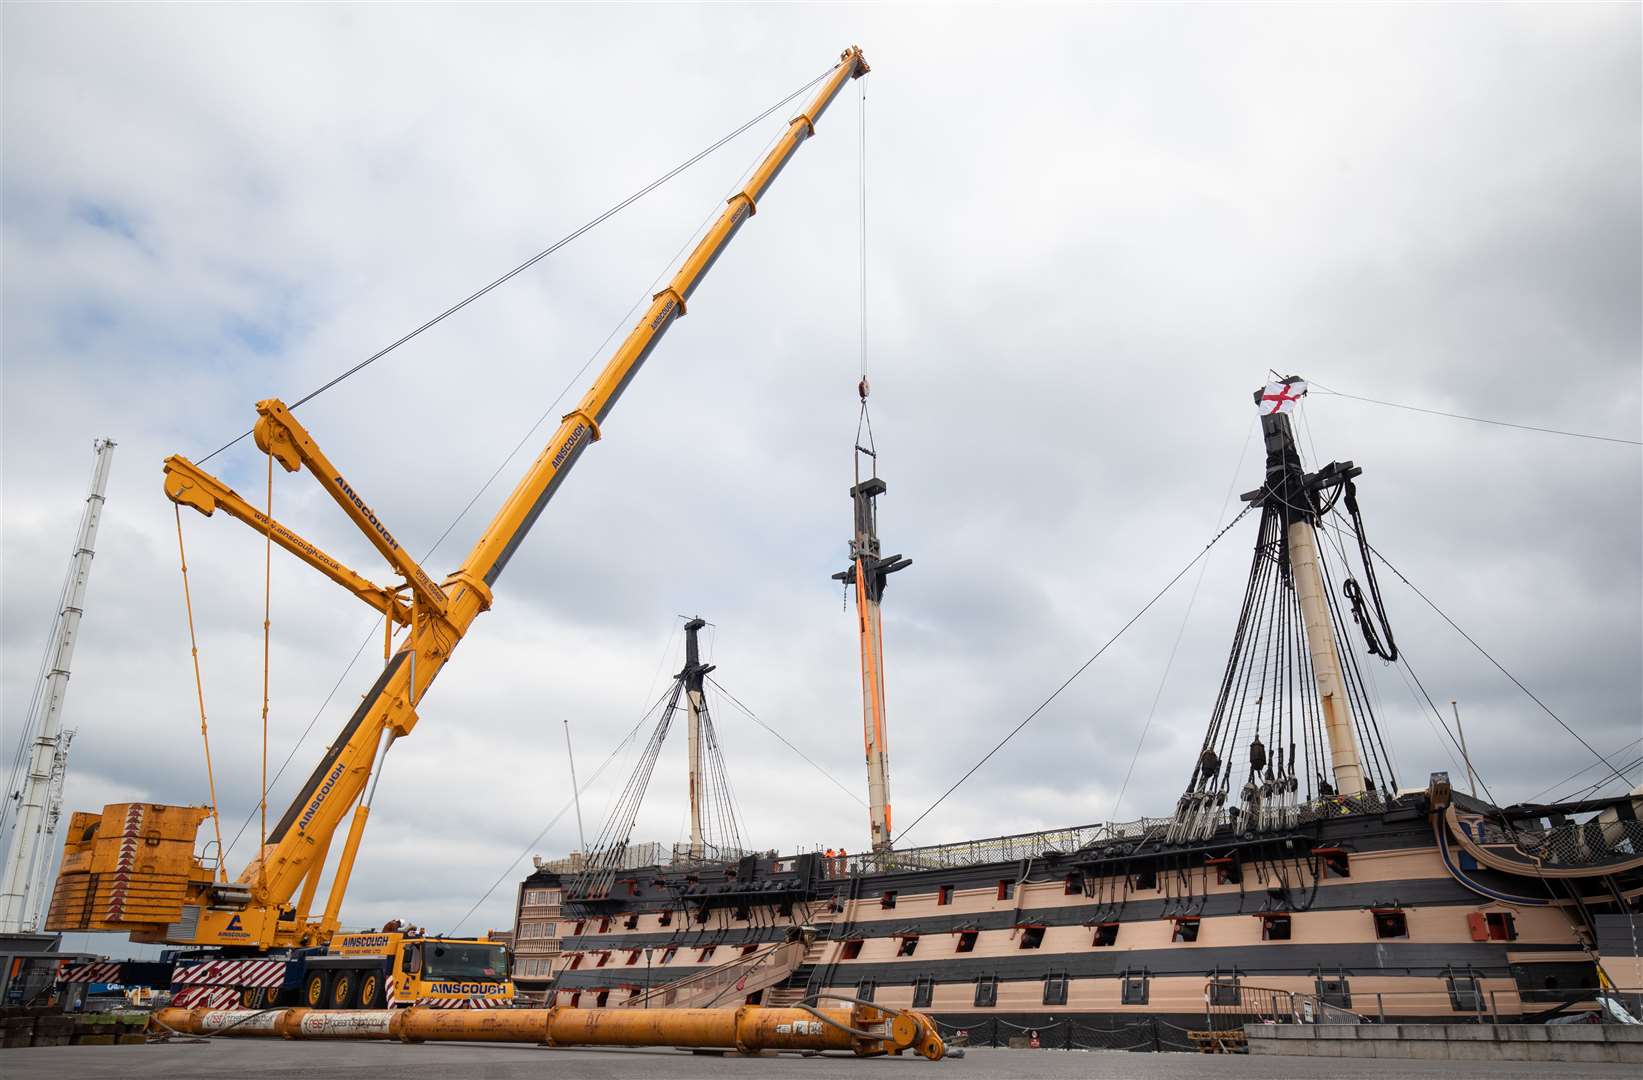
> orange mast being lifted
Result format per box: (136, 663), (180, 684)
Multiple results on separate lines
(833, 380), (910, 854)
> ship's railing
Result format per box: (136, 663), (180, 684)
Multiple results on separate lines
(1499, 817), (1643, 870)
(840, 794), (1404, 875)
(666, 842), (761, 869)
(843, 819), (1176, 875)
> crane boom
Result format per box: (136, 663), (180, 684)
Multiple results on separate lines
(0, 438), (115, 932)
(47, 47), (870, 950)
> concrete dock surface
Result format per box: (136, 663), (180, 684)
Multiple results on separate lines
(3, 1041), (1637, 1079)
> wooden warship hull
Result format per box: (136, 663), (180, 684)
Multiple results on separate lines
(513, 786), (1640, 1043)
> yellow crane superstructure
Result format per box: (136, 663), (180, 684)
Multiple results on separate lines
(40, 54), (940, 1059)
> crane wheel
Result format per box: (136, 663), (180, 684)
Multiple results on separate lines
(239, 987), (267, 1009)
(329, 971), (357, 1009)
(303, 971), (328, 1008)
(358, 972), (384, 1009)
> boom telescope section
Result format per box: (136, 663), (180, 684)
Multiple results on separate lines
(46, 46), (871, 951)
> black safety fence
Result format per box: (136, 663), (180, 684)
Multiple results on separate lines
(929, 1015), (1198, 1053)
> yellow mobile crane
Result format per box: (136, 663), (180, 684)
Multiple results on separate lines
(48, 47), (875, 1017)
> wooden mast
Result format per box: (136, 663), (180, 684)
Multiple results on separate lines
(1256, 378), (1366, 797)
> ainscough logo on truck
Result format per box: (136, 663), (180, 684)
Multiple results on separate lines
(429, 982), (504, 995)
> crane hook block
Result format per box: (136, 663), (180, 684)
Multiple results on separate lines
(253, 412), (302, 473)
(858, 377), (870, 401)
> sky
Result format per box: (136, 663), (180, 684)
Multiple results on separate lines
(2, 4), (1639, 956)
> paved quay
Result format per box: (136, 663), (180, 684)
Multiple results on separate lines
(4, 1041), (1637, 1079)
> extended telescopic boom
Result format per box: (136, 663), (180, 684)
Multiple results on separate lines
(49, 46), (870, 949)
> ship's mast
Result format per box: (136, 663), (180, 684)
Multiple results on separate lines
(0, 438), (115, 932)
(1256, 380), (1366, 797)
(680, 617), (714, 860)
(833, 385), (911, 853)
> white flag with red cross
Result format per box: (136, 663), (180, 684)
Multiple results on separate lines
(1258, 380), (1308, 415)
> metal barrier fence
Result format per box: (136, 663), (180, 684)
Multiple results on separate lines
(930, 1015), (1197, 1052)
(1206, 984), (1643, 1032)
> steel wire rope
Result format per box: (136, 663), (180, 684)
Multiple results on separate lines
(216, 102), (806, 866)
(194, 64), (837, 465)
(892, 500), (1259, 847)
(1307, 379), (1641, 447)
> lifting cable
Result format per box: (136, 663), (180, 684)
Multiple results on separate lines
(258, 452), (273, 879)
(172, 506), (227, 881)
(850, 76), (877, 496)
(195, 64), (837, 466)
(893, 500), (1259, 847)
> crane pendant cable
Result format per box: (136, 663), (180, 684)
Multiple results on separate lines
(196, 65), (837, 466)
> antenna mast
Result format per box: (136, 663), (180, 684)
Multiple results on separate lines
(0, 438), (115, 932)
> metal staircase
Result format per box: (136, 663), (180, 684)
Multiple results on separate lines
(764, 908), (838, 1008)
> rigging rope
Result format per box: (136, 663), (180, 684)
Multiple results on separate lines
(1338, 482), (1398, 660)
(195, 64), (838, 466)
(450, 683), (673, 933)
(1361, 539), (1633, 796)
(707, 676), (868, 809)
(1111, 417), (1257, 820)
(894, 500), (1259, 847)
(173, 506), (227, 881)
(1308, 379), (1641, 447)
(1523, 737), (1643, 804)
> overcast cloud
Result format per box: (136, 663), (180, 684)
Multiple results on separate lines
(3, 4), (1639, 957)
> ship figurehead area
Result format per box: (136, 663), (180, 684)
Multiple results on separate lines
(510, 378), (1643, 1048)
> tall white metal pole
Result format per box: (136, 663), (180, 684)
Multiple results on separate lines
(0, 438), (115, 932)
